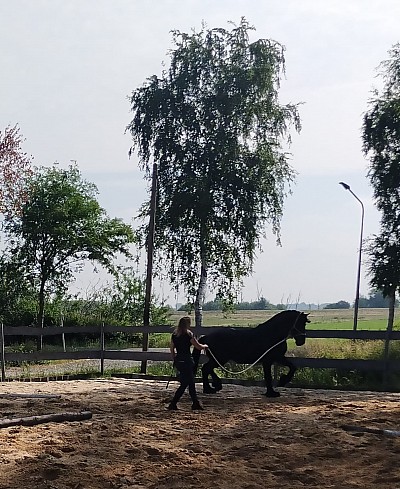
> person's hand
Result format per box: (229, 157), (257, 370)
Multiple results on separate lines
(203, 344), (208, 349)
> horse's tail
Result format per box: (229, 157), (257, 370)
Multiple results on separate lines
(192, 335), (206, 375)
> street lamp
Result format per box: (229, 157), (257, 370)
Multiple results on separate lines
(339, 182), (365, 331)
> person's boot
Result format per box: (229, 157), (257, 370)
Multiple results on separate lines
(167, 402), (178, 410)
(191, 400), (204, 411)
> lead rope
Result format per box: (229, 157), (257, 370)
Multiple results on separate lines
(205, 337), (288, 375)
(202, 312), (303, 376)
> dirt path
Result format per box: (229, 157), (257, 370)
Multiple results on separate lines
(0, 379), (399, 489)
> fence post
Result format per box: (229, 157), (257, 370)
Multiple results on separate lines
(0, 322), (6, 382)
(61, 314), (66, 353)
(100, 322), (105, 376)
(383, 327), (393, 389)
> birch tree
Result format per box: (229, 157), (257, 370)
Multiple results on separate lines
(127, 19), (301, 327)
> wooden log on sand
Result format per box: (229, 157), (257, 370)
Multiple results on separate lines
(342, 425), (400, 437)
(0, 411), (92, 428)
(0, 393), (61, 399)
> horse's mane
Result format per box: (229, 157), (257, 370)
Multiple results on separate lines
(255, 310), (300, 330)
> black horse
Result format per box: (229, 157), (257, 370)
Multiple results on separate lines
(192, 310), (310, 397)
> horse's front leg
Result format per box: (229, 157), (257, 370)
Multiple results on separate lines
(262, 361), (280, 398)
(201, 361), (218, 394)
(276, 356), (297, 387)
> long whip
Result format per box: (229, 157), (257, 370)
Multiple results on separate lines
(165, 361), (176, 389)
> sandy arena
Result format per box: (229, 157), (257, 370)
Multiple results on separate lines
(0, 378), (399, 489)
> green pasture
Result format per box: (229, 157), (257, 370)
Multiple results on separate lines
(308, 319), (389, 330)
(169, 308), (395, 330)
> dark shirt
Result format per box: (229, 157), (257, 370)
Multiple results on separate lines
(172, 331), (193, 360)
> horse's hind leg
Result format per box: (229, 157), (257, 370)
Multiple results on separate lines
(201, 361), (218, 394)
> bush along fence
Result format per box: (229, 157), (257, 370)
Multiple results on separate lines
(0, 323), (400, 388)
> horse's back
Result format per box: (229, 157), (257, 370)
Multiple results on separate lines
(202, 327), (276, 364)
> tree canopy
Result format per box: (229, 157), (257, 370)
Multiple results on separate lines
(0, 124), (33, 216)
(4, 164), (135, 334)
(362, 42), (400, 328)
(127, 19), (301, 326)
(363, 45), (400, 227)
(323, 300), (350, 310)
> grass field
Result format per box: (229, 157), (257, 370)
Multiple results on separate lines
(169, 308), (396, 329)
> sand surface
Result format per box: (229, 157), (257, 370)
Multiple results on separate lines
(0, 378), (399, 489)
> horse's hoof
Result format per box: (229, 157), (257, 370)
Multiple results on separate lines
(265, 390), (280, 398)
(203, 386), (217, 394)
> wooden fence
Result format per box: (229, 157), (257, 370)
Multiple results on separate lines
(0, 324), (399, 383)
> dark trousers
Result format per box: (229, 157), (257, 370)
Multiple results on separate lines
(171, 359), (198, 404)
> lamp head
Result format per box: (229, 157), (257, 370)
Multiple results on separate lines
(339, 182), (351, 191)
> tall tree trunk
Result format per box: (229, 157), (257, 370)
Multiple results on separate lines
(384, 288), (396, 359)
(387, 289), (396, 333)
(194, 236), (207, 334)
(141, 162), (158, 374)
(37, 278), (46, 351)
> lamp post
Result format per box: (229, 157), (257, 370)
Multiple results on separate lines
(339, 182), (365, 331)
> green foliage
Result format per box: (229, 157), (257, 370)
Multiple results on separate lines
(127, 18), (301, 309)
(324, 300), (350, 310)
(1, 267), (171, 352)
(3, 164), (136, 327)
(366, 232), (400, 298)
(0, 252), (36, 324)
(363, 43), (400, 305)
(61, 267), (170, 327)
(358, 289), (399, 308)
(235, 297), (275, 310)
(181, 296), (277, 311)
(202, 298), (223, 311)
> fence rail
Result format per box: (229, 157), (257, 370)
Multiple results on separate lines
(0, 324), (399, 382)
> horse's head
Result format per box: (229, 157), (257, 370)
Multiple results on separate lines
(289, 311), (310, 346)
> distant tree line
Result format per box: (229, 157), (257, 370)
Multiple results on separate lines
(179, 289), (398, 312)
(324, 290), (398, 310)
(179, 296), (287, 312)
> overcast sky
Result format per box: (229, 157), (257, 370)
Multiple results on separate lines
(1, 0), (399, 306)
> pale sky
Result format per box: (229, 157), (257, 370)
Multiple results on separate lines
(1, 0), (399, 306)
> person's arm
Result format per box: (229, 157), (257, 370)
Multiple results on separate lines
(170, 338), (176, 361)
(190, 336), (208, 351)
